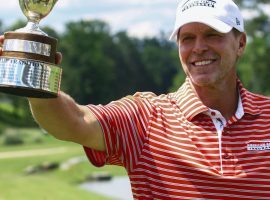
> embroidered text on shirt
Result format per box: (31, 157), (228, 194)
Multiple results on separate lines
(247, 142), (270, 151)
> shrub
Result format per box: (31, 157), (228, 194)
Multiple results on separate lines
(2, 128), (24, 145)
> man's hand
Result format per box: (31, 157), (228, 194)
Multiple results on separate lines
(0, 35), (4, 55)
(55, 51), (62, 65)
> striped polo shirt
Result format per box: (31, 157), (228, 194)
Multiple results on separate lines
(84, 78), (270, 199)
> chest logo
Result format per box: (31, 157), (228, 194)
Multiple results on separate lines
(247, 141), (270, 151)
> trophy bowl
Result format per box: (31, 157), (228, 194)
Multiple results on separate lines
(0, 0), (62, 98)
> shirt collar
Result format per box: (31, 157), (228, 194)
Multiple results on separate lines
(171, 78), (208, 121)
(237, 79), (261, 116)
(171, 78), (260, 121)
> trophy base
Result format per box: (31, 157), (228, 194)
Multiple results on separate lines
(0, 85), (57, 98)
(0, 57), (62, 98)
(0, 32), (61, 98)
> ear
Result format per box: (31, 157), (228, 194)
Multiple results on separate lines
(237, 33), (246, 57)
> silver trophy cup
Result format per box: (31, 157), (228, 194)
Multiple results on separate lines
(0, 0), (62, 98)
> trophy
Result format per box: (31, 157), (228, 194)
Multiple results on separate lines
(0, 0), (62, 98)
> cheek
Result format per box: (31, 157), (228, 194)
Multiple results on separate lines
(178, 48), (190, 75)
(223, 45), (239, 65)
(179, 46), (189, 64)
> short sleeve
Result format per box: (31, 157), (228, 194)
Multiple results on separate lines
(83, 94), (154, 171)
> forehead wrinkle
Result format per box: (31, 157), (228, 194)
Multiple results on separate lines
(179, 23), (221, 37)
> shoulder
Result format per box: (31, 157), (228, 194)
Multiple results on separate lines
(129, 91), (173, 106)
(130, 91), (176, 112)
(246, 90), (270, 102)
(244, 90), (270, 112)
(107, 91), (174, 113)
(133, 91), (170, 101)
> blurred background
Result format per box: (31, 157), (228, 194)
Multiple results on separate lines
(0, 0), (270, 199)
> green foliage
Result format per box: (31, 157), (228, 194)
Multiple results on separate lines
(0, 98), (36, 129)
(0, 128), (45, 147)
(60, 20), (116, 104)
(59, 20), (180, 104)
(0, 20), (4, 34)
(238, 33), (270, 94)
(43, 26), (60, 39)
(236, 0), (270, 95)
(139, 35), (179, 94)
(2, 129), (24, 145)
(6, 19), (27, 31)
(235, 0), (270, 8)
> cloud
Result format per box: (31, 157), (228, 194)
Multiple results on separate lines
(57, 0), (174, 7)
(128, 21), (161, 38)
(0, 0), (177, 38)
(1, 0), (269, 39)
(0, 1), (17, 9)
(71, 4), (175, 37)
(259, 4), (270, 15)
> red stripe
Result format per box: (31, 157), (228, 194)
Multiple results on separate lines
(84, 78), (270, 199)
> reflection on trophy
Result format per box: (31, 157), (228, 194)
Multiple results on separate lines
(0, 0), (61, 98)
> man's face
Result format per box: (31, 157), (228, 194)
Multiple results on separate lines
(178, 22), (246, 88)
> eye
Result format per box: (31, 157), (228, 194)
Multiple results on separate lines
(207, 32), (222, 38)
(208, 33), (218, 37)
(180, 36), (194, 43)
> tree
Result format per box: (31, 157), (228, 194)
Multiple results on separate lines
(140, 34), (179, 94)
(236, 0), (270, 94)
(60, 20), (116, 104)
(60, 21), (181, 104)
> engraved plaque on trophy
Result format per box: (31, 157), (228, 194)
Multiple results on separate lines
(0, 0), (61, 98)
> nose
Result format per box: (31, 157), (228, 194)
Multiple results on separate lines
(193, 37), (208, 54)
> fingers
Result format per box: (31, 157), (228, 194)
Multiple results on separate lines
(55, 52), (62, 65)
(0, 35), (4, 45)
(0, 35), (4, 56)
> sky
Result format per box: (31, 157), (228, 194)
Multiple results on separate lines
(1, 1), (270, 39)
(0, 0), (178, 39)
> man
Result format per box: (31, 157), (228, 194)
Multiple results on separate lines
(1, 0), (270, 199)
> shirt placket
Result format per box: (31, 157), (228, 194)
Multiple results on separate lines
(205, 93), (244, 175)
(209, 110), (226, 175)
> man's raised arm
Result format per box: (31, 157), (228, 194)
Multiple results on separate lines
(0, 35), (105, 151)
(28, 93), (105, 151)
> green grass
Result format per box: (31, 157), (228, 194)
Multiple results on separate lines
(0, 128), (128, 200)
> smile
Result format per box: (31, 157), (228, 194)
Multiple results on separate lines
(193, 60), (213, 66)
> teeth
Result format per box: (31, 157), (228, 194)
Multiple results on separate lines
(194, 60), (212, 66)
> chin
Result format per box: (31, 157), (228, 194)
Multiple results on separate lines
(191, 76), (216, 87)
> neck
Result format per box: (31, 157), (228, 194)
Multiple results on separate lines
(191, 78), (238, 121)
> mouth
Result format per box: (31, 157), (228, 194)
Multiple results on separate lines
(191, 59), (216, 67)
